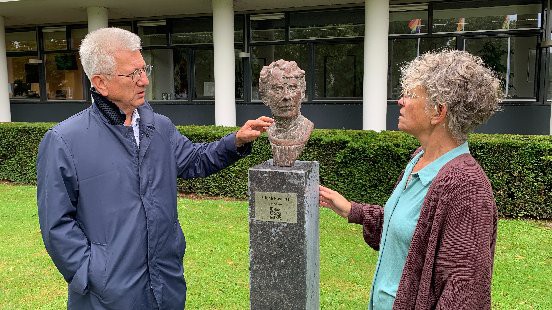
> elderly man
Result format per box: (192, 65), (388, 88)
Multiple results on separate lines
(37, 27), (272, 309)
(259, 59), (314, 166)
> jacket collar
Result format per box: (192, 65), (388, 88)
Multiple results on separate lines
(90, 87), (154, 129)
(91, 88), (126, 125)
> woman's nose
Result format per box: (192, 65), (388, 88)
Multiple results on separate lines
(398, 97), (405, 107)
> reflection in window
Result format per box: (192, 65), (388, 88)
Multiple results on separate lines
(389, 9), (428, 34)
(45, 53), (84, 100)
(388, 37), (456, 99)
(71, 28), (88, 50)
(6, 31), (37, 52)
(388, 39), (418, 99)
(315, 44), (363, 98)
(433, 4), (541, 33)
(419, 37), (456, 54)
(109, 23), (132, 32)
(138, 20), (167, 46)
(173, 49), (188, 100)
(465, 36), (537, 99)
(289, 9), (364, 40)
(7, 56), (40, 100)
(251, 13), (286, 42)
(234, 15), (244, 44)
(548, 50), (552, 102)
(235, 49), (244, 99)
(250, 45), (308, 100)
(194, 50), (214, 99)
(172, 18), (213, 44)
(43, 27), (67, 51)
(143, 49), (175, 101)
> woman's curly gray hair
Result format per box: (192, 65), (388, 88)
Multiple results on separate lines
(401, 50), (502, 143)
(79, 27), (142, 82)
(259, 59), (306, 104)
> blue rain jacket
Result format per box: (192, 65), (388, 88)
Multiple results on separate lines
(37, 101), (248, 309)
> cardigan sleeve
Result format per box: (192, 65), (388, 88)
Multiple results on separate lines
(348, 202), (385, 251)
(433, 167), (497, 309)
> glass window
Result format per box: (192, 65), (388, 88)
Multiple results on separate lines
(7, 56), (40, 100)
(388, 39), (418, 99)
(389, 9), (428, 34)
(6, 31), (37, 52)
(548, 49), (552, 102)
(109, 22), (132, 32)
(314, 43), (363, 98)
(464, 36), (537, 99)
(250, 44), (309, 100)
(433, 4), (541, 33)
(251, 13), (286, 42)
(194, 49), (214, 99)
(419, 36), (456, 54)
(138, 20), (168, 46)
(289, 8), (364, 40)
(235, 49), (243, 99)
(235, 15), (244, 44)
(387, 37), (456, 99)
(71, 28), (88, 50)
(45, 52), (85, 100)
(143, 49), (175, 101)
(43, 27), (67, 51)
(173, 49), (189, 100)
(172, 17), (213, 45)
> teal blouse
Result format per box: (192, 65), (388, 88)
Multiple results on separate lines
(369, 142), (470, 310)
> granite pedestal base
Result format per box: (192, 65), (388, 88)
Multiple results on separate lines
(248, 160), (319, 310)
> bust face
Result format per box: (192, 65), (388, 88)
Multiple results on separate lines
(265, 75), (303, 119)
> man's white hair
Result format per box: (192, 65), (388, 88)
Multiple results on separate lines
(79, 27), (142, 82)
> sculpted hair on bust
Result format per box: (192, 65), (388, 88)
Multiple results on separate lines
(401, 50), (503, 143)
(79, 27), (142, 82)
(259, 59), (306, 103)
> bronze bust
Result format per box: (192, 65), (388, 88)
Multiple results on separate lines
(259, 60), (314, 167)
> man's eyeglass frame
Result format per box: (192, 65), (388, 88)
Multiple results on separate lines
(116, 64), (153, 82)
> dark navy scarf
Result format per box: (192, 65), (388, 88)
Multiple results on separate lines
(91, 88), (126, 125)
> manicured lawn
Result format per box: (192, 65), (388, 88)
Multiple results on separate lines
(0, 184), (550, 309)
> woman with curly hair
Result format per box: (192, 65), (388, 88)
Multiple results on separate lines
(319, 50), (502, 309)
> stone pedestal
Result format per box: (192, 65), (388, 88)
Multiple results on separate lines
(248, 160), (319, 310)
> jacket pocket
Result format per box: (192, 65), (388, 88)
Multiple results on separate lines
(88, 242), (109, 298)
(174, 221), (186, 262)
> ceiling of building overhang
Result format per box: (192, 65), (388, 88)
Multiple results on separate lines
(0, 0), (450, 28)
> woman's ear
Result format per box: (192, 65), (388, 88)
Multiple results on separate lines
(430, 103), (447, 126)
(91, 75), (109, 97)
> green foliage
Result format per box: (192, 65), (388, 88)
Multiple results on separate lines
(0, 122), (53, 184)
(0, 123), (550, 219)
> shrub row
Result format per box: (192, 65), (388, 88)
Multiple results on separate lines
(1, 123), (550, 219)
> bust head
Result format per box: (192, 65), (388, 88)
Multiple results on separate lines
(259, 60), (313, 167)
(259, 60), (306, 120)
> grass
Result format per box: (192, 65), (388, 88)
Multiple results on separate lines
(0, 183), (550, 309)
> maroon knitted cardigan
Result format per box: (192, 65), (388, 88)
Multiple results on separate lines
(348, 153), (497, 309)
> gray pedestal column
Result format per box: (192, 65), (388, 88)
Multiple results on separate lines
(248, 160), (319, 310)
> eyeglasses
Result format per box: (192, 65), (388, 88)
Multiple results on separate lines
(116, 65), (153, 82)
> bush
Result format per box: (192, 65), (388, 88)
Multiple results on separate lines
(0, 123), (550, 219)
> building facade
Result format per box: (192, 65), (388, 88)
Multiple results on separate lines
(1, 0), (551, 134)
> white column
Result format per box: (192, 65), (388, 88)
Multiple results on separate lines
(212, 0), (236, 126)
(87, 7), (108, 33)
(363, 0), (389, 131)
(0, 16), (11, 122)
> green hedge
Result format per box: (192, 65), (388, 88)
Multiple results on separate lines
(1, 123), (550, 219)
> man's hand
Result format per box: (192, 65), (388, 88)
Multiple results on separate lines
(235, 116), (274, 147)
(319, 185), (352, 218)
